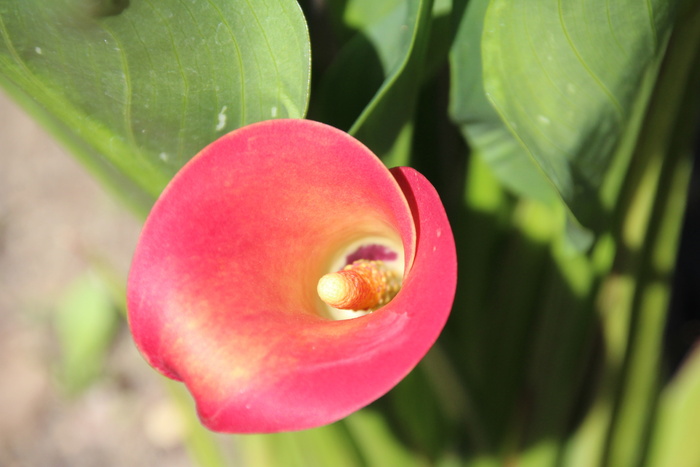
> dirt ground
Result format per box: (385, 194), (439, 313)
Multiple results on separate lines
(0, 92), (196, 466)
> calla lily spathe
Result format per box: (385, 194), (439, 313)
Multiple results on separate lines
(127, 119), (456, 433)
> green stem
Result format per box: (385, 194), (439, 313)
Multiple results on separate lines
(603, 4), (700, 466)
(165, 381), (230, 467)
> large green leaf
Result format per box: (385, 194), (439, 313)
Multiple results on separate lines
(479, 0), (677, 227)
(449, 0), (558, 206)
(451, 0), (674, 226)
(0, 0), (310, 212)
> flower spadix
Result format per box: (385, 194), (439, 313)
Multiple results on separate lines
(127, 119), (456, 433)
(317, 259), (401, 311)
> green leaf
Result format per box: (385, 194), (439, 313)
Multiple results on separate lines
(480, 0), (678, 227)
(648, 348), (700, 467)
(449, 0), (558, 206)
(54, 272), (119, 394)
(313, 0), (433, 166)
(349, 0), (433, 166)
(236, 423), (364, 467)
(0, 0), (310, 212)
(343, 0), (404, 29)
(388, 362), (454, 457)
(166, 382), (230, 467)
(344, 410), (423, 467)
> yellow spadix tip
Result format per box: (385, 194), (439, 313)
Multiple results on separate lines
(317, 260), (400, 312)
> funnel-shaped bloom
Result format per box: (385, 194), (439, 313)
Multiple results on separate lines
(127, 119), (456, 433)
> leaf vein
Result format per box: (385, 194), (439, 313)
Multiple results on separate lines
(245, 0), (281, 118)
(646, 0), (659, 49)
(100, 23), (138, 149)
(557, 0), (624, 120)
(124, 12), (159, 123)
(205, 0), (247, 124)
(606, 0), (629, 56)
(147, 0), (190, 161)
(0, 11), (38, 86)
(178, 0), (221, 124)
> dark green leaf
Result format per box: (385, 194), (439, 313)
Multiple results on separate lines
(348, 0), (433, 166)
(313, 0), (433, 166)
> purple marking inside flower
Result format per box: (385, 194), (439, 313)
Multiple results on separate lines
(345, 244), (398, 265)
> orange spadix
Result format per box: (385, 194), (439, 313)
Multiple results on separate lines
(317, 260), (400, 311)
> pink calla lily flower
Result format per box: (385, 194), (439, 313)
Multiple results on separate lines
(127, 119), (457, 433)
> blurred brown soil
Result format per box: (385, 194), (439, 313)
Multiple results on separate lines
(0, 92), (194, 467)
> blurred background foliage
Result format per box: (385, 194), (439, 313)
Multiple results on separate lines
(1, 0), (699, 465)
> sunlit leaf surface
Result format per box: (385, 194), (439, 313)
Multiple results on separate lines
(649, 349), (700, 467)
(0, 0), (310, 209)
(450, 0), (558, 206)
(478, 0), (676, 225)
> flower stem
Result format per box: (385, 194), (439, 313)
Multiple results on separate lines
(602, 4), (700, 466)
